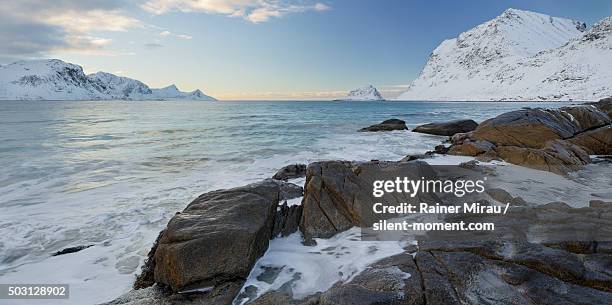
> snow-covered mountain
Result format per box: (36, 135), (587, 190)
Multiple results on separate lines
(397, 8), (612, 101)
(0, 59), (217, 101)
(335, 85), (384, 101)
(151, 85), (212, 100)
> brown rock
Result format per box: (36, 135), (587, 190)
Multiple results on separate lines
(569, 125), (612, 155)
(472, 108), (579, 148)
(471, 103), (610, 150)
(448, 139), (495, 156)
(450, 132), (473, 145)
(494, 140), (590, 175)
(559, 105), (611, 133)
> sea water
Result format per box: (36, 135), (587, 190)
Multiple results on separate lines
(0, 100), (565, 304)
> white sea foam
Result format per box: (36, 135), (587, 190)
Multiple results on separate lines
(234, 228), (405, 304)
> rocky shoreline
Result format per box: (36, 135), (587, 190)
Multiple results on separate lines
(106, 98), (612, 305)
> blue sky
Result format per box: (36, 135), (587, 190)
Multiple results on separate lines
(1, 0), (611, 99)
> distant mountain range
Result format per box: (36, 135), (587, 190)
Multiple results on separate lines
(0, 59), (216, 101)
(397, 8), (612, 101)
(335, 85), (384, 101)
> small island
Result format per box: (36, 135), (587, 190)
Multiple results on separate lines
(334, 84), (385, 101)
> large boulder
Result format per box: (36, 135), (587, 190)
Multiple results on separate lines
(412, 119), (478, 136)
(359, 119), (408, 132)
(117, 179), (303, 305)
(472, 109), (578, 149)
(149, 180), (282, 295)
(471, 105), (610, 149)
(299, 160), (439, 242)
(446, 100), (612, 174)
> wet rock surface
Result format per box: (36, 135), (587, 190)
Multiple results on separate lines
(272, 164), (307, 181)
(272, 203), (303, 238)
(275, 180), (303, 201)
(245, 238), (612, 305)
(52, 245), (93, 256)
(359, 119), (408, 132)
(413, 119), (478, 136)
(298, 160), (440, 243)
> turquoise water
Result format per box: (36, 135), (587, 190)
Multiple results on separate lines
(0, 100), (565, 303)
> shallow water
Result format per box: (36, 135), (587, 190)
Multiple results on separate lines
(0, 100), (566, 304)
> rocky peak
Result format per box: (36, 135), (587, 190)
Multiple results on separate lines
(582, 16), (612, 41)
(337, 84), (384, 101)
(162, 84), (179, 92)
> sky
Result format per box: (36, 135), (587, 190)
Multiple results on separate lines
(1, 0), (611, 100)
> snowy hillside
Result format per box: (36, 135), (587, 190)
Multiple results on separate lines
(0, 59), (217, 101)
(151, 85), (213, 100)
(397, 8), (611, 101)
(89, 72), (153, 99)
(335, 85), (384, 101)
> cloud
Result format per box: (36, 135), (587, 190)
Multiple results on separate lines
(159, 30), (193, 40)
(142, 0), (330, 23)
(144, 42), (164, 49)
(313, 3), (330, 11)
(0, 1), (141, 56)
